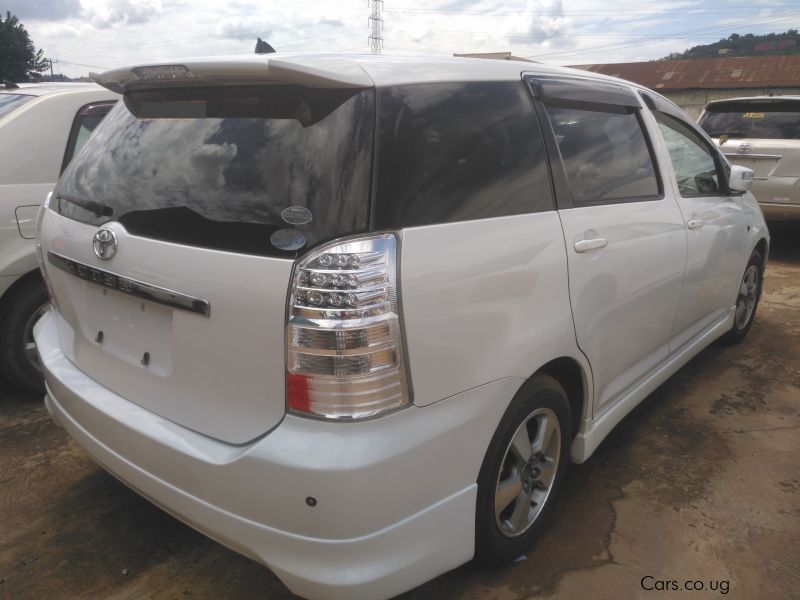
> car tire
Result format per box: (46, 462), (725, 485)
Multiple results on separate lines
(474, 374), (572, 566)
(0, 276), (49, 395)
(719, 249), (763, 345)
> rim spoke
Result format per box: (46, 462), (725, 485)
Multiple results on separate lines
(739, 281), (748, 297)
(510, 490), (533, 532)
(531, 414), (555, 456)
(510, 424), (532, 462)
(537, 459), (557, 488)
(495, 475), (522, 515)
(735, 301), (747, 323)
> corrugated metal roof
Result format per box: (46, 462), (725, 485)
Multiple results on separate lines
(573, 56), (800, 90)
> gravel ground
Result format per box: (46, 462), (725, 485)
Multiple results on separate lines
(1, 224), (798, 600)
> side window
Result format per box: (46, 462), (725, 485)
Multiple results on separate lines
(374, 81), (553, 229)
(61, 102), (115, 173)
(653, 111), (724, 197)
(544, 104), (660, 205)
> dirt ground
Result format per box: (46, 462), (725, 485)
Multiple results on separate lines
(1, 225), (798, 600)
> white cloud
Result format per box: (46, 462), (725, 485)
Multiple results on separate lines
(15, 0), (800, 78)
(84, 0), (163, 29)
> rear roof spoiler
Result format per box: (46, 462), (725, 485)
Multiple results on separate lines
(91, 55), (374, 93)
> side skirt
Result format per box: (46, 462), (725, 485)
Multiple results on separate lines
(570, 306), (734, 463)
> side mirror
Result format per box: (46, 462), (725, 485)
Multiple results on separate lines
(728, 164), (754, 192)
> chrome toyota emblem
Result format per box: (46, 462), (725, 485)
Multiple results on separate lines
(738, 143), (751, 154)
(92, 228), (117, 260)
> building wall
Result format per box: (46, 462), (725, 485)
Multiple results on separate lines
(663, 88), (800, 119)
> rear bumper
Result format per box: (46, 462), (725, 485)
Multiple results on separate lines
(36, 310), (519, 599)
(750, 176), (800, 221)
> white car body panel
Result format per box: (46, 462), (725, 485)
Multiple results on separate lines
(557, 200), (686, 415)
(571, 304), (736, 461)
(39, 211), (291, 444)
(0, 85), (118, 185)
(637, 106), (753, 349)
(0, 184), (50, 277)
(0, 84), (118, 282)
(39, 308), (521, 600)
(669, 193), (747, 350)
(33, 55), (771, 599)
(91, 53), (625, 93)
(400, 213), (589, 410)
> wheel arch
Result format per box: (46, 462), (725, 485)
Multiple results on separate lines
(535, 356), (590, 443)
(0, 269), (44, 314)
(753, 237), (769, 268)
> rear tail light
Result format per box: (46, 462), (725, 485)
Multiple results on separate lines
(286, 233), (411, 420)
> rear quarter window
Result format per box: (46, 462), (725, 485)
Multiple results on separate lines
(374, 81), (553, 228)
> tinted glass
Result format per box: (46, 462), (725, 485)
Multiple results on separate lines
(374, 81), (553, 228)
(655, 111), (723, 196)
(699, 101), (800, 140)
(0, 93), (33, 119)
(545, 104), (660, 205)
(55, 85), (374, 258)
(73, 114), (105, 155)
(62, 108), (112, 172)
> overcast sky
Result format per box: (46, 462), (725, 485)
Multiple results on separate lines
(5, 0), (799, 78)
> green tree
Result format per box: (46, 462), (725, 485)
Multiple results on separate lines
(0, 12), (48, 82)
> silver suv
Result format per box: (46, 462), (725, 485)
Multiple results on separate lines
(699, 96), (800, 221)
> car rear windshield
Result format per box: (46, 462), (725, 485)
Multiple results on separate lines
(54, 85), (374, 258)
(699, 101), (800, 140)
(0, 93), (33, 119)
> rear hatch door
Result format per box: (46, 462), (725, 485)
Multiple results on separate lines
(700, 98), (800, 204)
(41, 81), (375, 443)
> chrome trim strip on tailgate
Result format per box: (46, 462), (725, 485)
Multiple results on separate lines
(48, 251), (210, 317)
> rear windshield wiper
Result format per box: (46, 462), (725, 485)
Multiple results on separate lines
(57, 194), (113, 218)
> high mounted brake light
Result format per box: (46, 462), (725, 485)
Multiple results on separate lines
(131, 65), (197, 81)
(286, 233), (411, 420)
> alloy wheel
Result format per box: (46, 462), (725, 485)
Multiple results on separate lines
(494, 407), (561, 538)
(22, 303), (49, 373)
(734, 264), (759, 330)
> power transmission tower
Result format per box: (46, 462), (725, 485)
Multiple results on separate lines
(368, 0), (383, 54)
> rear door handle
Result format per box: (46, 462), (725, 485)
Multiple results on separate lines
(687, 218), (705, 230)
(574, 238), (608, 253)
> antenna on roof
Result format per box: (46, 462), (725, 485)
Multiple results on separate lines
(368, 0), (383, 54)
(255, 38), (276, 54)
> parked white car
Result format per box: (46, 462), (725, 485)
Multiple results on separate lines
(0, 82), (117, 392)
(34, 55), (768, 599)
(699, 96), (800, 221)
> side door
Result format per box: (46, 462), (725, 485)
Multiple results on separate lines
(641, 93), (747, 350)
(526, 76), (687, 416)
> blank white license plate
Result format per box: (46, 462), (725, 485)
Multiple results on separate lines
(76, 283), (173, 374)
